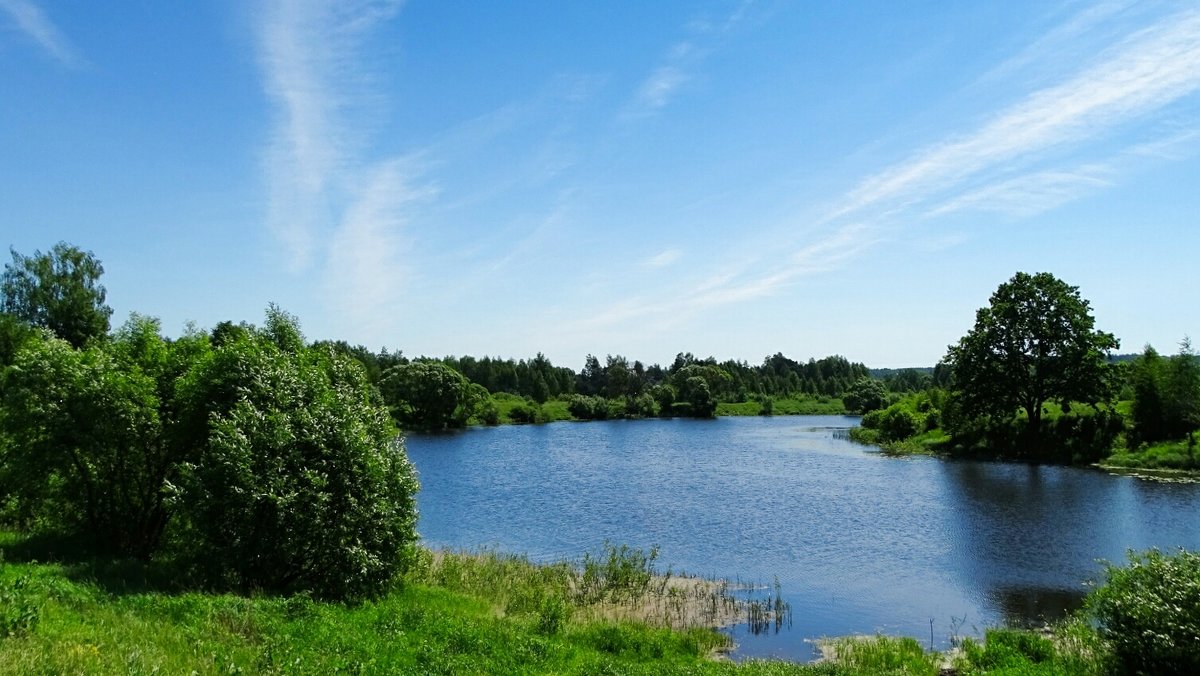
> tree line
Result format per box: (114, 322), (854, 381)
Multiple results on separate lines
(0, 243), (418, 599)
(0, 241), (879, 596)
(852, 271), (1200, 466)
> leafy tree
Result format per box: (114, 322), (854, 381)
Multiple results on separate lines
(1130, 346), (1169, 445)
(380, 360), (476, 430)
(172, 311), (418, 599)
(843, 377), (888, 413)
(1, 242), (112, 348)
(1166, 337), (1200, 440)
(944, 272), (1119, 446)
(0, 317), (188, 556)
(679, 376), (717, 418)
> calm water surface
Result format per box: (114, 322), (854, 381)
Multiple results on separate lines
(406, 416), (1200, 661)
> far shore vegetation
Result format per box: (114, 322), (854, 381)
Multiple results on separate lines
(3, 241), (1200, 673)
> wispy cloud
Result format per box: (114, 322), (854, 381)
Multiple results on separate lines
(623, 1), (753, 119)
(258, 0), (422, 339)
(643, 248), (682, 269)
(0, 0), (82, 66)
(324, 159), (423, 330)
(925, 166), (1113, 219)
(257, 0), (402, 270)
(833, 7), (1200, 222)
(570, 223), (875, 335)
(578, 5), (1200, 342)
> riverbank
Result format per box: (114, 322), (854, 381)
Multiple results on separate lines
(848, 415), (1200, 477)
(0, 535), (808, 674)
(478, 392), (847, 426)
(3, 530), (1188, 674)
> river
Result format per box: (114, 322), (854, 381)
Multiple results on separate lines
(405, 416), (1200, 661)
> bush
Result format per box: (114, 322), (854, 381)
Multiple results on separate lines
(507, 402), (541, 424)
(566, 394), (609, 420)
(0, 317), (197, 557)
(862, 404), (924, 443)
(172, 310), (419, 600)
(1087, 549), (1200, 675)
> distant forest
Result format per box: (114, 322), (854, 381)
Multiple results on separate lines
(313, 342), (903, 404)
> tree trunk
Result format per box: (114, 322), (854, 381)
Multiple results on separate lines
(1026, 399), (1043, 457)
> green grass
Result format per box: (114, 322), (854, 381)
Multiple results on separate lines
(486, 392), (574, 425)
(0, 536), (820, 675)
(817, 636), (941, 675)
(1103, 436), (1199, 472)
(717, 397), (845, 417)
(847, 427), (950, 457)
(0, 533), (1124, 674)
(954, 625), (1106, 676)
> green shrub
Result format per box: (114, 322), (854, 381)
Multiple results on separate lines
(1087, 549), (1200, 675)
(172, 309), (420, 600)
(566, 395), (609, 420)
(864, 405), (924, 443)
(535, 595), (571, 635)
(507, 402), (542, 424)
(961, 629), (1055, 671)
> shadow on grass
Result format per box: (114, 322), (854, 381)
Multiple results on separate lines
(0, 530), (193, 596)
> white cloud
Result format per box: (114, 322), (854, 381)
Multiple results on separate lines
(833, 7), (1200, 222)
(925, 167), (1113, 219)
(643, 248), (682, 268)
(257, 0), (402, 270)
(573, 7), (1200, 345)
(324, 159), (421, 331)
(635, 65), (689, 111)
(0, 0), (81, 66)
(623, 2), (752, 119)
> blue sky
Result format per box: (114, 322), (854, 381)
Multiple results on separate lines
(2, 0), (1198, 369)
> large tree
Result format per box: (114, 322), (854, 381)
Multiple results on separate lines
(1, 242), (112, 348)
(379, 360), (477, 430)
(944, 272), (1119, 442)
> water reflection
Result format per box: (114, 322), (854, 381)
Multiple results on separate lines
(989, 586), (1086, 627)
(936, 459), (1199, 627)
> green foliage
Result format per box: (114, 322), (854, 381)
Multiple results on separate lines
(380, 360), (479, 430)
(567, 394), (612, 420)
(507, 400), (544, 424)
(679, 375), (718, 418)
(859, 391), (944, 444)
(0, 317), (187, 556)
(862, 405), (924, 442)
(945, 272), (1119, 452)
(960, 630), (1054, 672)
(0, 573), (40, 637)
(0, 313), (35, 368)
(1104, 438), (1198, 471)
(843, 378), (888, 414)
(172, 313), (419, 599)
(1086, 549), (1200, 675)
(819, 636), (940, 675)
(1129, 340), (1200, 447)
(579, 543), (658, 604)
(1, 242), (112, 349)
(486, 393), (569, 425)
(758, 395), (775, 416)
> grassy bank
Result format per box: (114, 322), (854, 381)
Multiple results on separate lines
(0, 535), (809, 675)
(472, 393), (847, 427)
(5, 531), (1188, 674)
(846, 427), (950, 457)
(1101, 436), (1199, 473)
(717, 397), (845, 417)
